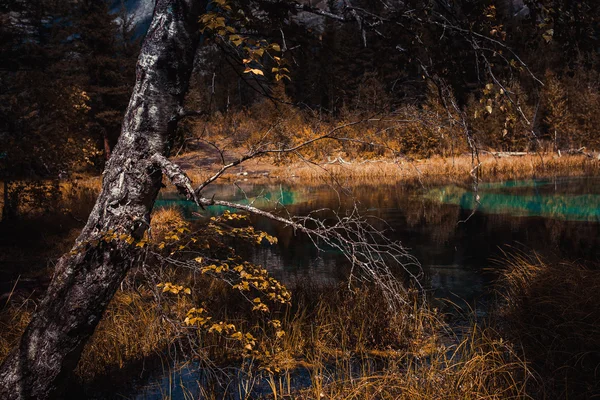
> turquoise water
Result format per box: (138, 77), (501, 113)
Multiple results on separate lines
(155, 184), (302, 219)
(427, 177), (600, 221)
(153, 176), (600, 303)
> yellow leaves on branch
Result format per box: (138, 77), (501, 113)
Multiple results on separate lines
(157, 282), (192, 295)
(244, 68), (264, 76)
(208, 321), (236, 334)
(185, 308), (212, 326)
(256, 231), (278, 245)
(70, 230), (151, 256)
(200, 263), (229, 274)
(229, 262), (292, 305)
(209, 211), (277, 245)
(269, 320), (285, 338)
(252, 297), (269, 313)
(200, 0), (289, 82)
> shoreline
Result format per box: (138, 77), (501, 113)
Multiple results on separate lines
(179, 153), (600, 188)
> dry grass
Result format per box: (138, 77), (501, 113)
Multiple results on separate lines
(290, 326), (532, 400)
(0, 260), (537, 399)
(76, 286), (194, 381)
(181, 154), (600, 189)
(149, 206), (189, 242)
(0, 298), (34, 362)
(257, 284), (532, 400)
(276, 154), (600, 184)
(498, 253), (600, 398)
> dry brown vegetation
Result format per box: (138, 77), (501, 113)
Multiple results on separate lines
(177, 67), (600, 170)
(498, 253), (600, 399)
(181, 153), (600, 190)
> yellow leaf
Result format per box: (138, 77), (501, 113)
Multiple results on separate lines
(229, 35), (243, 46)
(230, 332), (243, 340)
(244, 68), (264, 76)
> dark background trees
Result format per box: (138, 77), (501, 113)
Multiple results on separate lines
(0, 0), (139, 220)
(174, 0), (598, 156)
(2, 0), (599, 213)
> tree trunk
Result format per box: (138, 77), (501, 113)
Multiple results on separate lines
(0, 1), (204, 398)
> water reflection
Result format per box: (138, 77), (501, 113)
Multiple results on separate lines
(156, 177), (600, 307)
(428, 177), (600, 222)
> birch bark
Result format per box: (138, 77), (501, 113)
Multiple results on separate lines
(0, 1), (204, 398)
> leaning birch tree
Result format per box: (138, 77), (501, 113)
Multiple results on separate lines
(0, 1), (206, 398)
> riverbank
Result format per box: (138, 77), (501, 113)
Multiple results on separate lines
(178, 153), (600, 188)
(1, 153), (598, 218)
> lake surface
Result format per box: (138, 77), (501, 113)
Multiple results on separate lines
(132, 176), (600, 399)
(156, 176), (600, 309)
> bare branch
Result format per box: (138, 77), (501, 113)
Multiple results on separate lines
(194, 119), (368, 194)
(195, 196), (422, 308)
(151, 154), (200, 206)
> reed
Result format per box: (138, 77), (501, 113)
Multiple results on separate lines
(498, 252), (600, 398)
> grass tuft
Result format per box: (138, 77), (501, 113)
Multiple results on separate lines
(498, 253), (600, 398)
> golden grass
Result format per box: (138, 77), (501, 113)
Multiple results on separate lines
(242, 283), (531, 400)
(291, 326), (532, 400)
(0, 265), (536, 399)
(498, 253), (600, 398)
(181, 154), (600, 189)
(149, 206), (188, 242)
(76, 286), (194, 380)
(0, 299), (34, 361)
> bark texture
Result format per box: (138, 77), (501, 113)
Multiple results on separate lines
(0, 1), (204, 398)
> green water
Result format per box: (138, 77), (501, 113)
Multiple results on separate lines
(426, 178), (600, 222)
(155, 184), (302, 219)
